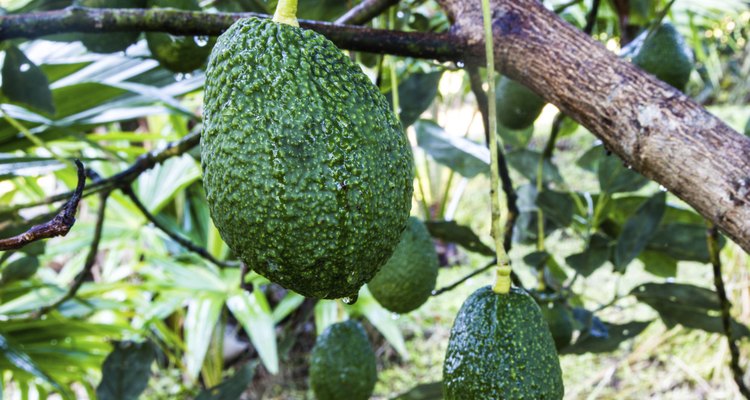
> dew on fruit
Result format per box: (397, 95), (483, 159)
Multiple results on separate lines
(342, 294), (358, 305)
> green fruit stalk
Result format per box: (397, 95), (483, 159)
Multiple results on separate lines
(368, 217), (438, 314)
(443, 286), (564, 399)
(201, 17), (413, 299)
(309, 320), (377, 400)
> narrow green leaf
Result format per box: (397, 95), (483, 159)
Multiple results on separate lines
(506, 149), (564, 184)
(565, 234), (611, 277)
(639, 250), (677, 277)
(424, 220), (494, 256)
(561, 320), (652, 354)
(314, 300), (342, 336)
(614, 192), (666, 269)
(96, 341), (156, 400)
(195, 361), (258, 400)
(647, 223), (720, 262)
(348, 287), (409, 360)
(1, 46), (55, 114)
(271, 292), (305, 323)
(185, 296), (224, 380)
(415, 120), (490, 178)
(536, 189), (575, 227)
(387, 72), (443, 127)
(391, 382), (443, 400)
(597, 154), (648, 193)
(0, 333), (65, 394)
(227, 290), (279, 374)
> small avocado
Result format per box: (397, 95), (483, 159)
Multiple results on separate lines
(496, 76), (546, 130)
(76, 0), (145, 53)
(443, 286), (564, 399)
(201, 18), (413, 299)
(367, 217), (438, 314)
(145, 0), (214, 72)
(632, 23), (694, 91)
(309, 320), (377, 400)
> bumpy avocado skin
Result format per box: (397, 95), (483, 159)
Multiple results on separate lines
(76, 0), (145, 53)
(201, 18), (413, 299)
(145, 0), (214, 72)
(495, 76), (546, 130)
(367, 217), (438, 313)
(309, 320), (377, 400)
(443, 286), (564, 400)
(632, 23), (693, 91)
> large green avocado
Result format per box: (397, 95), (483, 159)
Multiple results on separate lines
(145, 0), (214, 72)
(495, 76), (546, 130)
(201, 18), (413, 299)
(76, 0), (145, 53)
(367, 217), (438, 313)
(443, 286), (564, 399)
(632, 23), (693, 91)
(309, 320), (377, 400)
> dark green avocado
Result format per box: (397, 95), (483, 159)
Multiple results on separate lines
(145, 0), (214, 72)
(443, 286), (564, 399)
(309, 320), (377, 400)
(201, 17), (413, 299)
(367, 216), (438, 313)
(76, 0), (145, 53)
(495, 76), (546, 130)
(632, 23), (694, 91)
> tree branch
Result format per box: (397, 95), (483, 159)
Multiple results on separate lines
(0, 159), (85, 251)
(35, 191), (109, 317)
(708, 225), (750, 399)
(335, 0), (399, 25)
(0, 7), (460, 61)
(120, 185), (239, 269)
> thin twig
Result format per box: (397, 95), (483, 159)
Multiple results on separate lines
(35, 191), (109, 317)
(239, 262), (253, 291)
(0, 160), (86, 251)
(335, 0), (400, 25)
(582, 0), (601, 36)
(3, 130), (200, 214)
(0, 8), (460, 61)
(466, 65), (518, 253)
(120, 185), (239, 269)
(432, 259), (496, 296)
(708, 225), (750, 399)
(553, 0), (584, 14)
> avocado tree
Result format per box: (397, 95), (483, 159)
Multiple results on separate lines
(0, 0), (749, 398)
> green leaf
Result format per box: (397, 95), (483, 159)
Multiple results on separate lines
(647, 223), (720, 262)
(0, 255), (39, 284)
(136, 154), (201, 214)
(387, 72), (443, 127)
(227, 290), (279, 374)
(639, 250), (677, 277)
(614, 192), (666, 270)
(414, 120), (489, 178)
(536, 189), (574, 227)
(96, 341), (156, 400)
(497, 123), (533, 149)
(348, 287), (409, 360)
(271, 292), (305, 323)
(565, 234), (611, 277)
(195, 361), (258, 400)
(561, 320), (652, 354)
(0, 333), (65, 395)
(631, 283), (750, 339)
(506, 149), (563, 184)
(597, 154), (648, 193)
(391, 382), (443, 400)
(424, 220), (494, 256)
(314, 300), (343, 335)
(185, 296), (224, 380)
(1, 46), (55, 114)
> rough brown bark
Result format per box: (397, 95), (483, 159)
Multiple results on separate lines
(439, 0), (750, 253)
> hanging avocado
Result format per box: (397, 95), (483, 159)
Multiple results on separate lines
(201, 16), (413, 299)
(145, 0), (215, 72)
(443, 286), (564, 399)
(76, 0), (145, 53)
(496, 76), (546, 130)
(631, 23), (694, 91)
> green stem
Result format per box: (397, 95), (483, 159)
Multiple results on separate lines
(480, 0), (510, 294)
(1, 108), (71, 168)
(272, 0), (299, 26)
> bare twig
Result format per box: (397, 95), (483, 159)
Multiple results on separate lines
(466, 65), (518, 252)
(35, 191), (109, 317)
(3, 130), (200, 214)
(708, 225), (750, 399)
(120, 185), (239, 269)
(0, 160), (85, 251)
(0, 8), (460, 61)
(335, 0), (400, 25)
(432, 259), (496, 296)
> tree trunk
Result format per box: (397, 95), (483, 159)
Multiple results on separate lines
(439, 0), (750, 253)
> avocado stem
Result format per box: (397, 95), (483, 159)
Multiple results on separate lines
(272, 0), (299, 27)
(480, 0), (512, 295)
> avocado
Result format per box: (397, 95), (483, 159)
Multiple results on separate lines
(539, 299), (574, 350)
(443, 286), (564, 399)
(367, 217), (438, 313)
(495, 76), (546, 130)
(76, 0), (145, 53)
(744, 117), (750, 137)
(201, 18), (413, 299)
(145, 0), (214, 72)
(632, 23), (693, 91)
(309, 320), (377, 400)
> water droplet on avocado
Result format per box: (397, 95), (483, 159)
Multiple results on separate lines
(342, 294), (358, 305)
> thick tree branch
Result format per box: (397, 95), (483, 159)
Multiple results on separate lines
(335, 0), (399, 25)
(0, 160), (85, 251)
(0, 7), (459, 61)
(438, 0), (750, 253)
